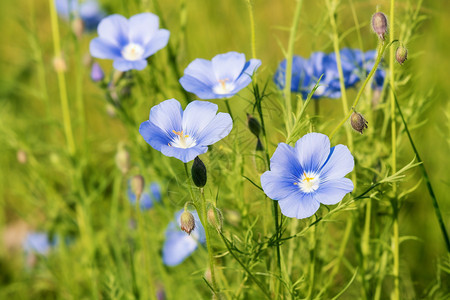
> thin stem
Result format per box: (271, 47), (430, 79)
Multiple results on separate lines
(245, 0), (257, 60)
(49, 0), (76, 156)
(283, 0), (304, 134)
(225, 99), (234, 120)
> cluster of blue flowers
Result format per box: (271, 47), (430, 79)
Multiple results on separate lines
(55, 0), (105, 31)
(274, 48), (385, 99)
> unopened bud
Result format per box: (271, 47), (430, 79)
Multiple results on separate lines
(371, 12), (388, 41)
(17, 150), (27, 164)
(207, 207), (223, 231)
(72, 18), (84, 39)
(115, 145), (130, 174)
(395, 46), (408, 65)
(90, 62), (105, 82)
(53, 56), (67, 72)
(247, 113), (261, 137)
(351, 111), (368, 134)
(191, 156), (207, 188)
(131, 175), (145, 199)
(180, 211), (195, 234)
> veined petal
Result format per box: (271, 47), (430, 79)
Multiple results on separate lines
(314, 178), (353, 205)
(182, 101), (218, 137)
(179, 75), (217, 99)
(160, 145), (208, 163)
(268, 143), (303, 176)
(149, 99), (183, 133)
(181, 58), (216, 87)
(97, 14), (129, 47)
(278, 193), (320, 219)
(162, 228), (198, 266)
(139, 120), (171, 151)
(231, 58), (261, 93)
(143, 29), (170, 58)
(113, 59), (147, 71)
(295, 133), (331, 173)
(319, 144), (354, 181)
(129, 13), (159, 45)
(196, 113), (233, 146)
(261, 170), (301, 200)
(212, 52), (246, 82)
(89, 38), (121, 59)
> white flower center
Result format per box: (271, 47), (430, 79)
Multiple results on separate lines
(213, 79), (235, 95)
(295, 171), (320, 193)
(121, 43), (145, 61)
(169, 130), (196, 149)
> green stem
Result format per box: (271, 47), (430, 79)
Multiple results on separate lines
(283, 0), (304, 135)
(49, 0), (76, 156)
(225, 98), (234, 120)
(245, 0), (257, 60)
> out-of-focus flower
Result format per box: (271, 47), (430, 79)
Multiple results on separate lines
(261, 133), (354, 219)
(90, 13), (170, 71)
(55, 0), (105, 31)
(128, 181), (161, 210)
(139, 99), (233, 163)
(162, 209), (205, 266)
(23, 232), (56, 255)
(363, 50), (385, 90)
(179, 52), (261, 99)
(90, 62), (105, 82)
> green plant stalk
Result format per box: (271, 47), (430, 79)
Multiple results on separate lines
(389, 1), (399, 299)
(200, 189), (218, 293)
(246, 0), (257, 60)
(329, 41), (389, 139)
(392, 89), (450, 251)
(306, 223), (317, 299)
(74, 39), (86, 147)
(283, 0), (304, 135)
(49, 0), (76, 156)
(225, 98), (234, 120)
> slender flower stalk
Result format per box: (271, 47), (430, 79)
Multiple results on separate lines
(245, 0), (257, 60)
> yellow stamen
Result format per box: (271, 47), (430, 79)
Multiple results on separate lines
(302, 171), (314, 183)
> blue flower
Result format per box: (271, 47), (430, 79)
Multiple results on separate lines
(23, 232), (56, 255)
(363, 50), (385, 90)
(162, 209), (205, 266)
(89, 13), (170, 71)
(139, 99), (233, 163)
(260, 133), (354, 219)
(128, 181), (162, 210)
(90, 62), (104, 82)
(179, 52), (261, 99)
(55, 0), (105, 31)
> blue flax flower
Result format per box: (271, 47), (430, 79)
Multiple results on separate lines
(163, 209), (205, 266)
(179, 52), (261, 99)
(90, 13), (170, 71)
(261, 133), (354, 219)
(128, 181), (162, 210)
(23, 232), (57, 255)
(55, 0), (105, 31)
(139, 99), (233, 163)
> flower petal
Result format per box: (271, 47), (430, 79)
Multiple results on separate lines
(211, 52), (246, 82)
(231, 58), (261, 94)
(97, 14), (129, 47)
(139, 120), (171, 151)
(181, 58), (216, 87)
(143, 29), (170, 58)
(268, 143), (303, 176)
(113, 59), (147, 71)
(89, 38), (122, 59)
(149, 99), (183, 133)
(314, 178), (354, 205)
(261, 170), (301, 200)
(182, 101), (218, 137)
(160, 145), (208, 163)
(295, 133), (331, 173)
(319, 144), (354, 181)
(278, 193), (320, 219)
(179, 75), (217, 99)
(162, 226), (198, 266)
(129, 13), (159, 45)
(196, 113), (233, 146)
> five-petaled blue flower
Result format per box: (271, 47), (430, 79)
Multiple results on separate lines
(179, 52), (261, 99)
(55, 0), (105, 31)
(128, 181), (162, 210)
(90, 13), (170, 71)
(139, 99), (233, 163)
(261, 133), (354, 219)
(162, 209), (205, 266)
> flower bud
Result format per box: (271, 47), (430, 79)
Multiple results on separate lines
(395, 46), (408, 65)
(131, 175), (145, 199)
(191, 156), (207, 188)
(371, 12), (388, 41)
(247, 113), (261, 137)
(351, 111), (368, 134)
(180, 210), (196, 234)
(90, 62), (104, 82)
(53, 56), (67, 72)
(115, 145), (130, 174)
(17, 149), (27, 164)
(207, 207), (223, 231)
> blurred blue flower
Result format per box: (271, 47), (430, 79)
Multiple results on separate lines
(162, 209), (205, 266)
(179, 52), (261, 99)
(128, 181), (162, 210)
(260, 133), (354, 219)
(23, 232), (56, 255)
(55, 0), (105, 31)
(363, 50), (385, 90)
(90, 62), (104, 82)
(139, 99), (233, 163)
(90, 13), (170, 71)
